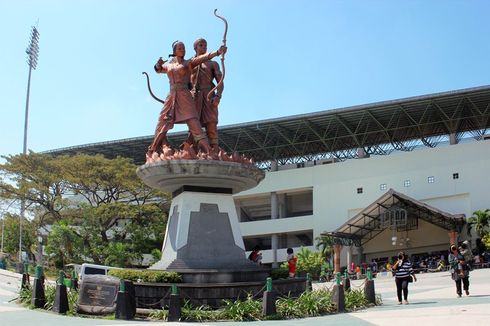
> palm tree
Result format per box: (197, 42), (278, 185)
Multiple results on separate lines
(315, 234), (335, 264)
(467, 209), (490, 238)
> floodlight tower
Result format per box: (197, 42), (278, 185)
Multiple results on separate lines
(19, 26), (40, 264)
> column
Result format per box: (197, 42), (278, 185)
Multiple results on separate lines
(357, 147), (368, 158)
(449, 133), (458, 145)
(356, 246), (363, 266)
(334, 244), (343, 273)
(448, 230), (458, 245)
(271, 191), (278, 268)
(346, 246), (353, 272)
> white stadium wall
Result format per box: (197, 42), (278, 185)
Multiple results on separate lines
(236, 139), (490, 265)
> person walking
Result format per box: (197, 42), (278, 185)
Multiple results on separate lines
(448, 244), (470, 297)
(393, 251), (417, 304)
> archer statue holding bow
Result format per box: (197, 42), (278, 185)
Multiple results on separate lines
(145, 10), (228, 162)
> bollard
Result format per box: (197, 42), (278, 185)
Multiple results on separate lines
(262, 277), (276, 316)
(168, 284), (181, 322)
(53, 270), (69, 314)
(367, 267), (373, 281)
(343, 270), (351, 291)
(364, 277), (376, 304)
(21, 263), (30, 289)
(71, 270), (78, 290)
(306, 273), (313, 292)
(31, 265), (45, 308)
(116, 279), (135, 320)
(332, 279), (345, 312)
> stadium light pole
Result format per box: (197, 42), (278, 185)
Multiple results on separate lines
(19, 25), (40, 265)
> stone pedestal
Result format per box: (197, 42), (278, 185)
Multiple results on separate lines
(137, 160), (267, 283)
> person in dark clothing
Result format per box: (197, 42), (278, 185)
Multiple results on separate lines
(393, 251), (417, 304)
(248, 245), (262, 265)
(448, 244), (470, 297)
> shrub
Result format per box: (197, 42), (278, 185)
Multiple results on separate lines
(149, 308), (168, 320)
(44, 285), (56, 310)
(181, 301), (221, 322)
(271, 267), (289, 279)
(18, 285), (32, 305)
(344, 288), (369, 311)
(277, 289), (334, 318)
(221, 294), (262, 321)
(108, 269), (182, 283)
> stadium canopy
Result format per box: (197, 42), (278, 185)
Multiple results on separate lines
(322, 189), (466, 247)
(44, 85), (490, 168)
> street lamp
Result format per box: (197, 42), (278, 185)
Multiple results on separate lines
(19, 25), (40, 263)
(37, 235), (43, 266)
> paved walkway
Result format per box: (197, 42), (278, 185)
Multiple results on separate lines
(1, 268), (490, 325)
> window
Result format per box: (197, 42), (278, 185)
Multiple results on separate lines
(357, 187), (363, 194)
(428, 176), (435, 183)
(453, 173), (459, 179)
(380, 183), (387, 191)
(404, 179), (411, 187)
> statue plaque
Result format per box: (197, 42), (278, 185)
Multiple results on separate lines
(77, 275), (119, 315)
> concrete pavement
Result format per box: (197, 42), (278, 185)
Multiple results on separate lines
(1, 267), (489, 325)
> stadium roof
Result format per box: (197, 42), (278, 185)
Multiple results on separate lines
(44, 85), (490, 167)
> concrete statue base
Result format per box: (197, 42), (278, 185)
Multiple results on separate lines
(137, 160), (268, 283)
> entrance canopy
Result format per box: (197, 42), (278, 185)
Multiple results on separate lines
(323, 189), (465, 246)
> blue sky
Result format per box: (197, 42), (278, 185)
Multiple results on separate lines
(1, 0), (489, 158)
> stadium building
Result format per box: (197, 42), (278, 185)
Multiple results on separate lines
(46, 85), (490, 270)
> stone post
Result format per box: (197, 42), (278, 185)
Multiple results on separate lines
(168, 284), (181, 322)
(31, 265), (45, 308)
(53, 271), (69, 314)
(262, 277), (276, 316)
(332, 272), (345, 312)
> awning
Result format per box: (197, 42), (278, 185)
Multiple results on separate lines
(322, 189), (466, 246)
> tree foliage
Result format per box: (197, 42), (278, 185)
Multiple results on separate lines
(0, 212), (36, 260)
(0, 153), (169, 267)
(467, 209), (490, 238)
(315, 235), (335, 263)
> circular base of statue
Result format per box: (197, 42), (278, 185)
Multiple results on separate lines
(152, 267), (270, 283)
(136, 160), (265, 194)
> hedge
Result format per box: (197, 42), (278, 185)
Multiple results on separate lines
(108, 269), (182, 283)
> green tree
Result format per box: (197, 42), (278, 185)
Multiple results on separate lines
(482, 234), (490, 250)
(0, 153), (169, 267)
(45, 220), (82, 268)
(0, 213), (36, 261)
(467, 209), (490, 238)
(283, 247), (324, 278)
(0, 152), (70, 225)
(315, 235), (335, 264)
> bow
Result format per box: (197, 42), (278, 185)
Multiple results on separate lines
(142, 71), (165, 105)
(207, 9), (228, 101)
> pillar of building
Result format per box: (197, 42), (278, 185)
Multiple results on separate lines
(270, 160), (278, 171)
(346, 246), (353, 272)
(278, 193), (286, 218)
(271, 191), (278, 268)
(449, 133), (458, 145)
(448, 230), (458, 246)
(355, 246), (363, 265)
(334, 244), (343, 273)
(357, 147), (368, 158)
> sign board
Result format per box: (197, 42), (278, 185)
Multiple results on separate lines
(77, 275), (119, 315)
